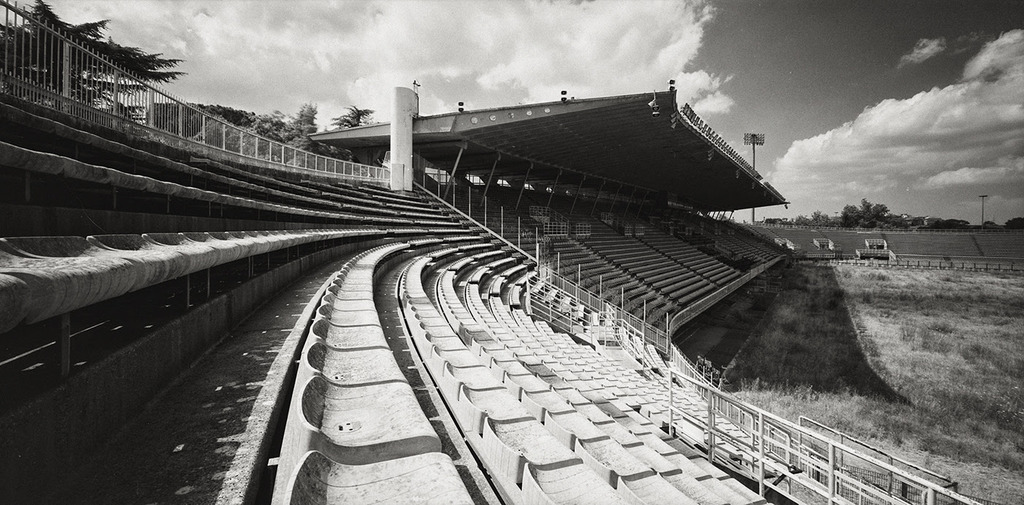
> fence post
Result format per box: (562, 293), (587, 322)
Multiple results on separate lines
(827, 442), (836, 505)
(758, 411), (766, 497)
(146, 88), (155, 127)
(668, 369), (674, 437)
(62, 41), (72, 99)
(517, 215), (521, 249)
(707, 391), (716, 464)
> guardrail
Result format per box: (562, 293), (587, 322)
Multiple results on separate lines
(665, 369), (984, 505)
(0, 0), (388, 185)
(829, 258), (1021, 272)
(755, 223), (1024, 235)
(539, 268), (672, 354)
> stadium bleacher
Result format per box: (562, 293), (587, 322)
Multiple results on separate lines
(755, 225), (1024, 266)
(1, 9), (994, 503)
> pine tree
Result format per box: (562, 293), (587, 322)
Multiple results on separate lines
(28, 0), (183, 83)
(332, 106), (375, 129)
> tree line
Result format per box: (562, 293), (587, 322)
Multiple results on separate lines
(765, 198), (1024, 230)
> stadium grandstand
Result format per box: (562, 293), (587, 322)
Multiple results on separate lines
(751, 224), (1024, 268)
(0, 3), (995, 505)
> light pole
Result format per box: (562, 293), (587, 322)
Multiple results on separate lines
(744, 133), (765, 223)
(979, 195), (988, 230)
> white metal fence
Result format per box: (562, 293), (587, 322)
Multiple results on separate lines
(0, 0), (388, 185)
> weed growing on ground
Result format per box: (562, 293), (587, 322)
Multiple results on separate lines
(728, 264), (1024, 503)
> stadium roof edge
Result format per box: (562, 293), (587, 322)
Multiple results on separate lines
(311, 91), (786, 211)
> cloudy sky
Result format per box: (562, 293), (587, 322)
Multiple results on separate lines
(51, 0), (1024, 224)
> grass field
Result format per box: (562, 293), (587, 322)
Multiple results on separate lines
(725, 264), (1024, 503)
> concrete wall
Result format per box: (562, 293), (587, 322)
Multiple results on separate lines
(0, 238), (385, 505)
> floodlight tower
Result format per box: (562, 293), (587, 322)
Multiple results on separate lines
(979, 194), (988, 230)
(744, 133), (765, 222)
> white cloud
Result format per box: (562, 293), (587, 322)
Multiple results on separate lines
(898, 37), (947, 68)
(771, 30), (1024, 219)
(50, 0), (724, 130)
(673, 70), (734, 114)
(922, 156), (1024, 188)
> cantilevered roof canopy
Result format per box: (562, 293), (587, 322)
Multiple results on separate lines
(312, 91), (786, 211)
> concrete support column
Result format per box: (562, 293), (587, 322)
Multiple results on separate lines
(390, 86), (418, 191)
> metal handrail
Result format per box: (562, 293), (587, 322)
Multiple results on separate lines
(0, 0), (388, 185)
(666, 368), (984, 505)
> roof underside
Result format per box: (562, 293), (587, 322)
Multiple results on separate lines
(312, 91), (785, 211)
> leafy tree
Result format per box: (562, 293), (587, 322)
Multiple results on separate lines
(332, 106), (375, 129)
(1006, 217), (1024, 229)
(2, 1), (184, 120)
(925, 218), (970, 230)
(27, 1), (183, 83)
(809, 210), (834, 226)
(197, 104), (258, 130)
(839, 204), (861, 228)
(839, 199), (891, 228)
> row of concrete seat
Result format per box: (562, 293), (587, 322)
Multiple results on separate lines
(403, 247), (767, 505)
(0, 227), (434, 333)
(0, 140), (459, 229)
(402, 251), (631, 504)
(442, 253), (767, 505)
(274, 240), (475, 505)
(1, 102), (461, 228)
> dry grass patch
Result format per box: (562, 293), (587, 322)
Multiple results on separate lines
(727, 264), (1024, 503)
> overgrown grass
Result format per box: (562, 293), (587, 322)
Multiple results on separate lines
(727, 264), (1024, 503)
(726, 265), (901, 400)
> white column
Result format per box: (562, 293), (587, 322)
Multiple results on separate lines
(391, 86), (418, 191)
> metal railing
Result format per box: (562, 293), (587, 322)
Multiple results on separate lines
(665, 369), (984, 505)
(526, 282), (983, 505)
(528, 271), (661, 370)
(755, 223), (1024, 235)
(538, 265), (672, 354)
(0, 0), (388, 185)
(829, 258), (1022, 272)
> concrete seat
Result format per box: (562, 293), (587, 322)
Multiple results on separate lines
(312, 377), (440, 464)
(308, 317), (388, 351)
(87, 234), (192, 290)
(0, 273), (29, 333)
(283, 441), (472, 505)
(184, 232), (248, 264)
(321, 347), (407, 386)
(142, 233), (222, 274)
(0, 239), (137, 326)
(522, 459), (630, 505)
